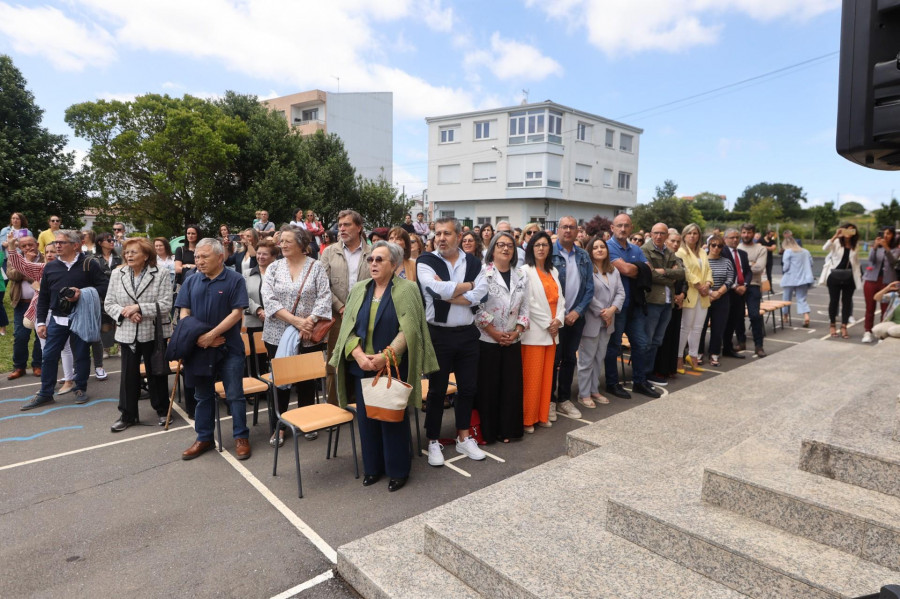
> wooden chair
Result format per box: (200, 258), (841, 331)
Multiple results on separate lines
(269, 353), (359, 498)
(249, 331), (271, 428)
(210, 333), (271, 452)
(139, 361), (183, 404)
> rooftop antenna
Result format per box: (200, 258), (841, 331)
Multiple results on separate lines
(334, 76), (340, 92)
(521, 89), (529, 105)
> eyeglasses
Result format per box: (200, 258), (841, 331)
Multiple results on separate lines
(494, 242), (514, 250)
(50, 219), (60, 223)
(708, 243), (723, 248)
(55, 240), (73, 245)
(532, 242), (550, 249)
(366, 255), (387, 264)
(114, 228), (124, 232)
(559, 225), (576, 230)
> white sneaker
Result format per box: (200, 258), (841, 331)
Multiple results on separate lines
(861, 331), (875, 344)
(548, 402), (558, 422)
(455, 436), (486, 461)
(849, 315), (856, 324)
(427, 441), (445, 467)
(95, 367), (108, 380)
(557, 400), (582, 419)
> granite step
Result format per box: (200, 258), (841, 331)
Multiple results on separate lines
(702, 450), (900, 571)
(800, 436), (900, 500)
(606, 480), (898, 599)
(337, 514), (482, 599)
(421, 451), (748, 599)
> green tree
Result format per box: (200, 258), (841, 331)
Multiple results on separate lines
(356, 175), (412, 227)
(748, 197), (783, 232)
(838, 200), (866, 216)
(654, 179), (678, 202)
(0, 55), (89, 229)
(872, 198), (900, 227)
(299, 130), (359, 230)
(633, 196), (705, 233)
(690, 192), (728, 222)
(809, 202), (839, 238)
(735, 182), (807, 219)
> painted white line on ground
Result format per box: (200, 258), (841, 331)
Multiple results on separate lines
(0, 423), (194, 471)
(817, 319), (862, 341)
(480, 449), (506, 463)
(218, 444), (339, 563)
(555, 412), (591, 425)
(765, 337), (801, 345)
(270, 570), (334, 599)
(420, 449), (471, 477)
(445, 454), (466, 464)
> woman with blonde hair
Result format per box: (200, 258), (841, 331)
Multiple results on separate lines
(675, 223), (712, 373)
(780, 235), (815, 328)
(520, 223), (541, 249)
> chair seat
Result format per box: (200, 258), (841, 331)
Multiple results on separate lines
(215, 377), (269, 397)
(281, 403), (354, 433)
(139, 361), (180, 376)
(420, 379), (458, 398)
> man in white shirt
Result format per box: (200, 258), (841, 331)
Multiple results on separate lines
(413, 212), (430, 239)
(253, 210), (275, 238)
(417, 218), (489, 467)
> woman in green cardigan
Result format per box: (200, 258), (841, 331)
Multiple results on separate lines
(329, 241), (438, 492)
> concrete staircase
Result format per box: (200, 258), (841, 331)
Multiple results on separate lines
(337, 339), (900, 598)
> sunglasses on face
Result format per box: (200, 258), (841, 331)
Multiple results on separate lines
(366, 255), (387, 264)
(50, 219), (60, 223)
(709, 243), (723, 248)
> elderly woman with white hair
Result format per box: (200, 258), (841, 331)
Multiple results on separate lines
(330, 241), (438, 492)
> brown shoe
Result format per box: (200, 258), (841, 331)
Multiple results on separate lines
(235, 438), (251, 460)
(182, 440), (214, 461)
(755, 347), (767, 358)
(7, 368), (25, 380)
(32, 367), (42, 377)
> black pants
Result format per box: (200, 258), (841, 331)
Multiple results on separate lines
(119, 340), (168, 422)
(723, 290), (746, 353)
(702, 296), (731, 356)
(475, 340), (524, 443)
(265, 341), (323, 414)
(827, 273), (856, 325)
(552, 315), (585, 403)
(425, 324), (479, 440)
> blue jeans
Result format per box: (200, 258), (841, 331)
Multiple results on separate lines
(782, 285), (810, 315)
(38, 319), (90, 398)
(13, 300), (42, 370)
(644, 303), (672, 375)
(604, 306), (650, 386)
(193, 351), (248, 442)
(745, 285), (764, 348)
(552, 315), (586, 402)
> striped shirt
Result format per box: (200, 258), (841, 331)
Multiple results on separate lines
(707, 256), (735, 290)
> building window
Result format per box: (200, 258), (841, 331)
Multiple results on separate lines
(440, 125), (459, 144)
(472, 161), (497, 182)
(476, 217), (492, 226)
(618, 171), (632, 190)
(438, 164), (461, 184)
(301, 108), (318, 121)
(605, 128), (615, 149)
(507, 154), (545, 188)
(576, 122), (592, 142)
(474, 120), (494, 140)
(603, 169), (613, 187)
(440, 210), (456, 218)
(546, 154), (562, 188)
(509, 108), (558, 145)
(620, 133), (634, 153)
(495, 216), (509, 224)
(575, 163), (591, 184)
(548, 111), (562, 144)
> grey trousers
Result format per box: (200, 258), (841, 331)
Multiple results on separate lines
(577, 329), (611, 399)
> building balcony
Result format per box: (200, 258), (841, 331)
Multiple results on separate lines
(292, 119), (326, 135)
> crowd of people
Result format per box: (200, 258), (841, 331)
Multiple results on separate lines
(2, 208), (899, 493)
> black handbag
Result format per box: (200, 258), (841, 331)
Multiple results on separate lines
(828, 268), (854, 284)
(149, 302), (169, 376)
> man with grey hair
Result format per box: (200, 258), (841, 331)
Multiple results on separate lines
(21, 230), (109, 410)
(643, 222), (684, 385)
(496, 220), (526, 264)
(417, 217), (488, 466)
(176, 238), (251, 461)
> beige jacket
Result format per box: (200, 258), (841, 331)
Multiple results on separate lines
(320, 238), (372, 314)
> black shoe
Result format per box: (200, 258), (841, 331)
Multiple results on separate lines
(606, 384), (631, 399)
(647, 374), (668, 386)
(21, 394), (55, 411)
(632, 382), (661, 399)
(73, 390), (90, 405)
(388, 477), (408, 492)
(111, 418), (135, 432)
(158, 415), (172, 426)
(722, 351), (746, 359)
(363, 474), (382, 487)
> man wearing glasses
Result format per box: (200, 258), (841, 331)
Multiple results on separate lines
(37, 216), (61, 255)
(549, 216), (593, 420)
(21, 230), (109, 410)
(642, 223), (684, 386)
(496, 221), (526, 264)
(112, 222), (127, 254)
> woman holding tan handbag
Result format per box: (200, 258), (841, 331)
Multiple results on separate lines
(329, 241), (438, 493)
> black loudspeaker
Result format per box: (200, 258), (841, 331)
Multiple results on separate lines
(836, 0), (900, 170)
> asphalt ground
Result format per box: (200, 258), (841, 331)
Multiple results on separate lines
(0, 260), (870, 598)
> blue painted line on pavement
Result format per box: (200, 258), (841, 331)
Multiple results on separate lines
(0, 398), (118, 421)
(0, 398), (31, 404)
(0, 426), (84, 443)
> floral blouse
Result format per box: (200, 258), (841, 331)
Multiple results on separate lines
(261, 257), (332, 348)
(475, 263), (530, 344)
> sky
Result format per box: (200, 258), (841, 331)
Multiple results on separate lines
(1, 0), (897, 213)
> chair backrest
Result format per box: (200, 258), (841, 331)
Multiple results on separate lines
(270, 353), (327, 387)
(252, 331), (267, 355)
(241, 332), (252, 356)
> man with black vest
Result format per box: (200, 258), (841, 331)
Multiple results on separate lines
(722, 228), (752, 359)
(417, 217), (488, 467)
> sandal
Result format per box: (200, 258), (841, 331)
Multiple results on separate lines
(709, 355), (720, 367)
(578, 397), (596, 409)
(830, 324), (838, 338)
(803, 316), (810, 328)
(841, 325), (849, 339)
(697, 354), (704, 366)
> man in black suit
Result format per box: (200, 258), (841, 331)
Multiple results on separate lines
(722, 228), (752, 359)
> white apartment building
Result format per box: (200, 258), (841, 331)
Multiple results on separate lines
(425, 101), (642, 228)
(265, 90), (393, 182)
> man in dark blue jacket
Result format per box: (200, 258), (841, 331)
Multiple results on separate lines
(22, 230), (108, 411)
(550, 216), (594, 420)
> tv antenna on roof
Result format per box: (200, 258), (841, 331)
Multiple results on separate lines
(521, 89), (529, 105)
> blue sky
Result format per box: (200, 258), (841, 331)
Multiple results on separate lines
(1, 0), (896, 213)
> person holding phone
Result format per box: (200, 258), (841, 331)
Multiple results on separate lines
(871, 280), (900, 340)
(862, 226), (899, 343)
(820, 223), (861, 339)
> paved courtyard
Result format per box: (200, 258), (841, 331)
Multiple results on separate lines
(0, 269), (869, 598)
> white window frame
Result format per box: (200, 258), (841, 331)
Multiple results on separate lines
(605, 128), (615, 149)
(576, 122), (592, 142)
(440, 210), (456, 218)
(440, 125), (460, 144)
(474, 120), (494, 140)
(438, 164), (461, 185)
(575, 163), (591, 184)
(476, 216), (492, 226)
(301, 108), (318, 121)
(620, 133), (634, 153)
(603, 168), (614, 188)
(618, 171), (632, 190)
(472, 161), (497, 183)
(509, 108), (561, 145)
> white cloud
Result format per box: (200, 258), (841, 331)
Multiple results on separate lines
(161, 81), (183, 90)
(393, 163), (427, 197)
(0, 2), (116, 70)
(419, 0), (453, 32)
(97, 91), (138, 102)
(527, 0), (838, 56)
(464, 32), (562, 81)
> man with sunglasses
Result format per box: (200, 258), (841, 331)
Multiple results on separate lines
(37, 215), (61, 255)
(112, 222), (127, 254)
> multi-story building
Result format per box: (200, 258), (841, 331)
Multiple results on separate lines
(264, 90), (393, 182)
(425, 101), (642, 228)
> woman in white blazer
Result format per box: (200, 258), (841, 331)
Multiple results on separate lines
(520, 231), (565, 433)
(104, 237), (173, 433)
(819, 223), (862, 338)
(577, 237), (624, 408)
